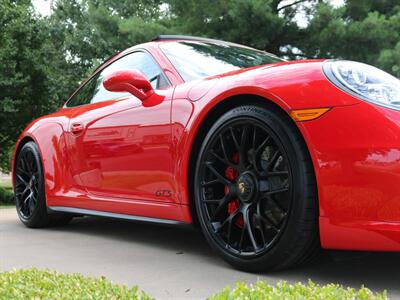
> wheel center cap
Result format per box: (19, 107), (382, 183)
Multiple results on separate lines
(237, 172), (257, 203)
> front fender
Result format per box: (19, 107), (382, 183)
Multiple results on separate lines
(172, 60), (362, 223)
(12, 120), (69, 204)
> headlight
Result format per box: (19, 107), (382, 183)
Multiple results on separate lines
(324, 60), (400, 110)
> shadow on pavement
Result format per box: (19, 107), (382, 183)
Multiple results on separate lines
(52, 216), (399, 295)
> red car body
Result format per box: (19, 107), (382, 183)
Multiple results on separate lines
(12, 38), (400, 252)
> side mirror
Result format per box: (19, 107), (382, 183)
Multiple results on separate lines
(103, 70), (154, 101)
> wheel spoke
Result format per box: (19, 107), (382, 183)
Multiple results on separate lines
(244, 206), (259, 251)
(23, 191), (32, 204)
(255, 136), (271, 156)
(32, 183), (39, 194)
(17, 174), (28, 187)
(28, 152), (36, 172)
(268, 151), (280, 171)
(226, 213), (236, 245)
(267, 171), (289, 177)
(20, 199), (27, 214)
(252, 126), (257, 150)
(255, 202), (268, 244)
(265, 187), (289, 195)
(210, 195), (233, 221)
(257, 218), (267, 245)
(19, 156), (29, 173)
(205, 162), (231, 185)
(31, 193), (37, 205)
(22, 186), (30, 197)
(201, 179), (220, 187)
(15, 180), (26, 189)
(229, 127), (240, 151)
(203, 199), (223, 204)
(209, 150), (237, 169)
(238, 224), (246, 250)
(17, 166), (30, 177)
(239, 125), (249, 168)
(209, 150), (225, 164)
(219, 136), (228, 161)
(220, 208), (240, 228)
(23, 152), (32, 173)
(220, 209), (241, 244)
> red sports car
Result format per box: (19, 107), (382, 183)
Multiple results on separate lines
(12, 35), (400, 271)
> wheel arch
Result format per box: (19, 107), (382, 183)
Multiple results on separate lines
(12, 122), (66, 202)
(12, 136), (37, 188)
(186, 94), (317, 225)
(14, 136), (35, 157)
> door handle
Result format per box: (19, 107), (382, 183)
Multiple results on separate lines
(71, 122), (84, 134)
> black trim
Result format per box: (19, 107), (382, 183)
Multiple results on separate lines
(48, 206), (184, 225)
(153, 35), (224, 43)
(152, 35), (254, 50)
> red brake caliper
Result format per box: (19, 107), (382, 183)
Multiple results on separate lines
(225, 153), (244, 228)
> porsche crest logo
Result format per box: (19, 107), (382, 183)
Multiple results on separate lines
(238, 182), (245, 194)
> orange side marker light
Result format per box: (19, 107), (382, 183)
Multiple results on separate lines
(290, 108), (331, 122)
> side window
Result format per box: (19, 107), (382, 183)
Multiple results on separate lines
(66, 51), (169, 107)
(91, 51), (169, 104)
(66, 74), (100, 107)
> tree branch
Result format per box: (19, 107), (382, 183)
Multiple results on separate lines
(277, 0), (308, 12)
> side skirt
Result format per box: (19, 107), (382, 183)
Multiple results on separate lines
(320, 216), (400, 251)
(48, 206), (185, 226)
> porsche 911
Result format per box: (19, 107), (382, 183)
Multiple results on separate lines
(12, 35), (400, 271)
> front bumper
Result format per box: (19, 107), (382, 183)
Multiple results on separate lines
(298, 101), (400, 250)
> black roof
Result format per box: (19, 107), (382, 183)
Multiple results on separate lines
(152, 35), (228, 44)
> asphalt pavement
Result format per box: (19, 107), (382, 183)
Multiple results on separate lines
(1, 207), (399, 299)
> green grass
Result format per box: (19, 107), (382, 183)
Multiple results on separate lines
(0, 269), (153, 300)
(209, 281), (387, 300)
(0, 269), (388, 300)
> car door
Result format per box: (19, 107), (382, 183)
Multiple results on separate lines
(65, 50), (176, 203)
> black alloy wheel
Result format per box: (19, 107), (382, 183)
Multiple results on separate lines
(195, 105), (319, 271)
(15, 142), (72, 228)
(15, 144), (40, 219)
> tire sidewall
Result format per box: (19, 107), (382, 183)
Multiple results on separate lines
(15, 142), (47, 227)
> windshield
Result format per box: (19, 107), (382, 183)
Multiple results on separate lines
(160, 41), (283, 82)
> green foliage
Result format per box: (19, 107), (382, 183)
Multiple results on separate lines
(0, 0), (399, 172)
(301, 1), (400, 76)
(0, 269), (388, 300)
(0, 185), (14, 205)
(378, 41), (400, 76)
(209, 280), (388, 300)
(166, 0), (290, 53)
(0, 268), (153, 299)
(0, 1), (71, 172)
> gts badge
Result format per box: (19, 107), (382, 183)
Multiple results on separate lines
(156, 189), (172, 197)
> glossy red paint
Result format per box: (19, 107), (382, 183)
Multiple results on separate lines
(103, 69), (154, 101)
(12, 39), (400, 251)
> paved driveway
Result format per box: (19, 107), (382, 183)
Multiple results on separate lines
(0, 208), (398, 299)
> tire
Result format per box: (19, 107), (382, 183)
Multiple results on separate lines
(194, 105), (319, 271)
(14, 142), (72, 228)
